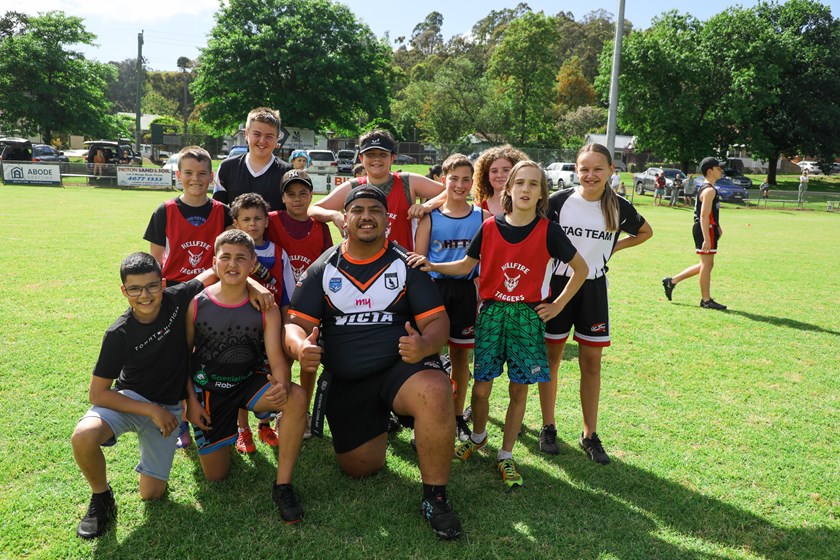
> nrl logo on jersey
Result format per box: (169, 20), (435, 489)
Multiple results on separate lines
(329, 278), (342, 292)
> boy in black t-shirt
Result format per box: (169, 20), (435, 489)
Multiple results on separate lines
(71, 253), (272, 539)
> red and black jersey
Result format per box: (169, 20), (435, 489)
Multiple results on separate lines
(266, 210), (333, 283)
(357, 173), (414, 251)
(476, 216), (555, 303)
(289, 240), (444, 380)
(161, 198), (226, 283)
(694, 184), (720, 227)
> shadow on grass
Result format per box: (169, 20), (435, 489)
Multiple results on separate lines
(88, 427), (838, 559)
(725, 309), (840, 336)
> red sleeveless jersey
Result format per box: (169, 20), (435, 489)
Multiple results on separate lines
(478, 217), (554, 303)
(161, 199), (226, 283)
(358, 173), (413, 250)
(266, 210), (330, 282)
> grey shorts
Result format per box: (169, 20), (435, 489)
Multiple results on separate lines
(80, 389), (184, 481)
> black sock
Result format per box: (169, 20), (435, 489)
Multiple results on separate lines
(423, 483), (447, 501)
(258, 422), (270, 428)
(94, 488), (112, 499)
(455, 415), (464, 422)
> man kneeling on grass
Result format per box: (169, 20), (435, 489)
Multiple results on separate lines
(71, 252), (273, 538)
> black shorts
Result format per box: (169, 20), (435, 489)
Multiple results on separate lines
(434, 278), (478, 347)
(192, 374), (272, 455)
(545, 275), (611, 347)
(693, 222), (721, 253)
(325, 355), (446, 454)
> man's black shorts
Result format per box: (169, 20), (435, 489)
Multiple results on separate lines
(192, 374), (272, 455)
(545, 275), (611, 347)
(325, 355), (446, 454)
(693, 222), (721, 253)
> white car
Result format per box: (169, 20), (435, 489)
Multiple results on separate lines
(797, 161), (822, 175)
(162, 153), (181, 189)
(544, 162), (578, 189)
(307, 149), (338, 175)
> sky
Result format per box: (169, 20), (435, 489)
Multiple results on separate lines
(2, 0), (838, 71)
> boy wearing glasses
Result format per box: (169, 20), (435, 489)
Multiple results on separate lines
(71, 252), (272, 539)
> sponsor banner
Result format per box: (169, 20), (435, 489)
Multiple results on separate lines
(309, 174), (352, 194)
(283, 127), (316, 149)
(117, 166), (173, 188)
(2, 162), (61, 185)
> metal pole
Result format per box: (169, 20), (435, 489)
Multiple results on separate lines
(135, 31), (144, 157)
(606, 0), (626, 161)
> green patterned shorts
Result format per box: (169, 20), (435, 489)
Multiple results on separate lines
(474, 301), (549, 384)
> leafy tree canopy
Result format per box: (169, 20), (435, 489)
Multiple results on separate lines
(192, 0), (392, 135)
(0, 11), (116, 142)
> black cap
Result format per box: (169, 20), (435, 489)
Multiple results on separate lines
(359, 134), (395, 154)
(282, 169), (313, 191)
(699, 157), (724, 175)
(344, 184), (388, 209)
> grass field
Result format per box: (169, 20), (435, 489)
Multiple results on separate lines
(0, 184), (837, 559)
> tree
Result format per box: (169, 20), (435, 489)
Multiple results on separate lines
(596, 11), (714, 170)
(0, 11), (116, 142)
(106, 58), (145, 113)
(192, 0), (392, 134)
(556, 105), (607, 141)
(409, 12), (444, 56)
(556, 57), (596, 110)
(488, 11), (561, 145)
(728, 0), (840, 183)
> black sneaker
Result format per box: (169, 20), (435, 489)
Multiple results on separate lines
(421, 496), (462, 540)
(539, 424), (560, 455)
(579, 432), (611, 464)
(455, 416), (472, 442)
(700, 299), (727, 310)
(272, 483), (303, 524)
(662, 277), (674, 301)
(76, 488), (116, 539)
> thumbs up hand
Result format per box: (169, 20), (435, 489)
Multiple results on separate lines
(298, 326), (323, 373)
(399, 322), (425, 363)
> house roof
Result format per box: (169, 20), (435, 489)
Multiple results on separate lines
(586, 134), (635, 151)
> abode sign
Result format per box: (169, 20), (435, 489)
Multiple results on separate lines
(2, 162), (61, 185)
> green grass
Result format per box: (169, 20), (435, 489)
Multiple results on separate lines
(0, 185), (837, 559)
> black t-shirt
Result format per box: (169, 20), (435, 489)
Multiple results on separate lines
(143, 197), (233, 247)
(213, 154), (291, 213)
(92, 279), (205, 405)
(289, 241), (445, 380)
(466, 215), (577, 263)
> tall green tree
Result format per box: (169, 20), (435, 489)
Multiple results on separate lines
(489, 11), (561, 145)
(106, 58), (145, 113)
(192, 0), (391, 135)
(0, 11), (116, 142)
(733, 0), (840, 182)
(596, 11), (713, 170)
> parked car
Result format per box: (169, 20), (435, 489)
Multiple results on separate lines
(544, 162), (578, 189)
(797, 161), (822, 175)
(634, 167), (686, 195)
(691, 176), (749, 203)
(307, 149), (338, 174)
(84, 140), (141, 177)
(336, 149), (355, 174)
(394, 154), (416, 165)
(829, 162), (840, 175)
(0, 137), (33, 162)
(162, 153), (181, 189)
(32, 144), (69, 164)
(227, 145), (248, 159)
(722, 167), (753, 188)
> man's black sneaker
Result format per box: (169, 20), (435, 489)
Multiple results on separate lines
(539, 424), (560, 455)
(76, 488), (116, 539)
(579, 432), (611, 465)
(700, 299), (727, 310)
(421, 496), (462, 540)
(455, 416), (472, 442)
(272, 483), (303, 524)
(662, 277), (674, 301)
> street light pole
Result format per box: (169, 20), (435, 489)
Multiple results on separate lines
(606, 0), (626, 162)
